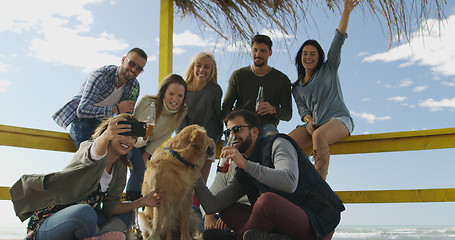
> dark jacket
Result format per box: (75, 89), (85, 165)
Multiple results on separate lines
(236, 134), (345, 239)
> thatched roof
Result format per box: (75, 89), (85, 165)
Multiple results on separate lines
(174, 0), (447, 48)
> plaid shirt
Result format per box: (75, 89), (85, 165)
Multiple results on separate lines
(53, 65), (140, 129)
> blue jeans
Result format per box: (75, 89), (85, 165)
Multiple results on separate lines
(126, 147), (146, 193)
(35, 204), (131, 240)
(259, 123), (278, 137)
(69, 117), (101, 149)
(192, 206), (205, 233)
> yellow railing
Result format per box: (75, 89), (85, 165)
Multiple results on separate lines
(1, 124), (455, 203)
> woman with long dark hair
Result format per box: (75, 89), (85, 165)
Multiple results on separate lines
(289, 0), (358, 180)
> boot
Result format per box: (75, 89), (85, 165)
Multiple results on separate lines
(313, 146), (330, 180)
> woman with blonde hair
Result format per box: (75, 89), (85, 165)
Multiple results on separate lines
(10, 113), (163, 240)
(178, 52), (223, 232)
(125, 74), (188, 201)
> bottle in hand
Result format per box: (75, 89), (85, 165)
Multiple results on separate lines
(255, 86), (264, 112)
(146, 102), (156, 137)
(217, 133), (235, 173)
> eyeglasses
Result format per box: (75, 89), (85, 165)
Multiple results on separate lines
(125, 57), (144, 73)
(223, 125), (250, 138)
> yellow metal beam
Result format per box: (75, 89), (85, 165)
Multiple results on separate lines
(336, 188), (455, 203)
(2, 185), (455, 203)
(0, 124), (76, 152)
(303, 127), (455, 155)
(0, 187), (10, 200)
(159, 0), (173, 82)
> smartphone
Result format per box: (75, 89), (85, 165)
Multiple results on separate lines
(118, 121), (146, 137)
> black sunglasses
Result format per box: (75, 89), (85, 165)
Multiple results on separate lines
(223, 125), (250, 138)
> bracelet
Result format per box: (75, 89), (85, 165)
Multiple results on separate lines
(304, 115), (312, 123)
(114, 104), (120, 113)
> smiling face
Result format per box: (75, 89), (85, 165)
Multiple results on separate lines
(226, 116), (258, 155)
(251, 42), (272, 67)
(193, 56), (213, 83)
(120, 52), (147, 81)
(109, 134), (137, 157)
(164, 83), (185, 110)
(301, 44), (319, 71)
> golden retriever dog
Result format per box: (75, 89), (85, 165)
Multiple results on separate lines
(140, 124), (215, 240)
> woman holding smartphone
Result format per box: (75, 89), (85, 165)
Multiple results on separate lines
(125, 74), (188, 201)
(10, 113), (163, 240)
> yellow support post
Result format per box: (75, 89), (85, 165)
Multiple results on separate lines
(159, 0), (173, 82)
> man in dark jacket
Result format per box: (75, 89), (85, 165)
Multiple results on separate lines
(195, 109), (344, 240)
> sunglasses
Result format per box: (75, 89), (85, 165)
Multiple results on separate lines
(223, 125), (250, 138)
(125, 57), (144, 73)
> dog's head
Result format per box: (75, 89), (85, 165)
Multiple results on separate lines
(164, 124), (215, 169)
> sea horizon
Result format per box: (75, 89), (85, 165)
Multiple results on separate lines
(1, 224), (455, 240)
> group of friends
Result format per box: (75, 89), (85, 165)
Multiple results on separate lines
(10, 0), (358, 239)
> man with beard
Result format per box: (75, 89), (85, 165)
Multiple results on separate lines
(53, 48), (147, 148)
(196, 109), (345, 240)
(221, 34), (292, 136)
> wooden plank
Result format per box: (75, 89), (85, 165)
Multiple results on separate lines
(159, 0), (173, 82)
(336, 188), (455, 203)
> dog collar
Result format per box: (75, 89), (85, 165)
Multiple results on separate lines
(163, 147), (197, 169)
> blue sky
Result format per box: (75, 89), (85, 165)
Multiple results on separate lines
(0, 0), (454, 233)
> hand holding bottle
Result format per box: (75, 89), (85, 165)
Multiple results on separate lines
(217, 133), (235, 173)
(146, 102), (156, 137)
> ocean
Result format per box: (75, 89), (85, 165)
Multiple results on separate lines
(334, 226), (455, 239)
(1, 225), (454, 239)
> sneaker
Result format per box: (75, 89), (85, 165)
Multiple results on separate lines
(243, 229), (293, 240)
(83, 231), (125, 240)
(202, 229), (237, 240)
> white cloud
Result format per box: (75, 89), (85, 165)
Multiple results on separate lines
(0, 62), (8, 72)
(387, 96), (407, 102)
(442, 81), (455, 87)
(173, 30), (212, 47)
(351, 111), (392, 124)
(357, 52), (369, 57)
(259, 28), (293, 41)
(399, 79), (414, 87)
(0, 79), (12, 92)
(413, 85), (428, 92)
(382, 78), (414, 88)
(0, 0), (132, 72)
(419, 97), (455, 111)
(362, 14), (455, 76)
(361, 98), (370, 102)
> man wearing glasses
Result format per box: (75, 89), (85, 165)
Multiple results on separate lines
(53, 48), (147, 148)
(196, 109), (345, 240)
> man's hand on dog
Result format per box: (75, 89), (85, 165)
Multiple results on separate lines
(220, 146), (247, 169)
(141, 190), (165, 208)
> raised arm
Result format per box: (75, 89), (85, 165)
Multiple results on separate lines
(337, 0), (359, 34)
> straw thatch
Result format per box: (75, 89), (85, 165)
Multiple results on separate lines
(174, 0), (447, 48)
